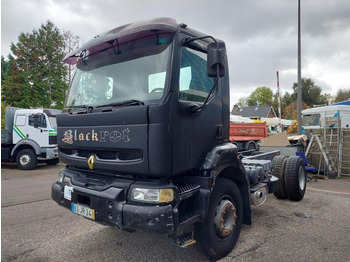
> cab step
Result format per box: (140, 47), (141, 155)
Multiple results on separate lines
(178, 213), (201, 231)
(170, 233), (196, 248)
(177, 184), (201, 201)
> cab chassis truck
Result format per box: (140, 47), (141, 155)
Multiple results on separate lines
(51, 18), (306, 260)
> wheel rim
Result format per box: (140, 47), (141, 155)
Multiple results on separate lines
(298, 166), (306, 190)
(19, 154), (31, 166)
(214, 198), (237, 238)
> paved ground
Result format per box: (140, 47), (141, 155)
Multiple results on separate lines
(1, 163), (350, 262)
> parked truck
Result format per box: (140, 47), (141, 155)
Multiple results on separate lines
(229, 120), (267, 151)
(1, 107), (60, 170)
(51, 18), (306, 260)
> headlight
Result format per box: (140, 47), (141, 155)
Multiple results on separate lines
(131, 188), (174, 203)
(57, 171), (65, 184)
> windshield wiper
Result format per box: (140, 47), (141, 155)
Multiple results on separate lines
(96, 100), (145, 108)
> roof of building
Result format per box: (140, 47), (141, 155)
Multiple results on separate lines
(331, 99), (350, 106)
(231, 105), (276, 118)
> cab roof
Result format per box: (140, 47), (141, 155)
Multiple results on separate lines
(63, 17), (178, 65)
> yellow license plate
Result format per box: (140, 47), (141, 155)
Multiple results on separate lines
(71, 203), (95, 220)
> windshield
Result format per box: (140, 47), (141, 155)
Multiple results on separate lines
(64, 33), (173, 110)
(48, 116), (57, 129)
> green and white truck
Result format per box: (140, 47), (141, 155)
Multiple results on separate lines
(1, 107), (60, 170)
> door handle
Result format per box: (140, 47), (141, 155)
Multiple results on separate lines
(216, 125), (223, 139)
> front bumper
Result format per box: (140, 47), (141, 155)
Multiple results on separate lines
(39, 147), (59, 160)
(51, 170), (174, 234)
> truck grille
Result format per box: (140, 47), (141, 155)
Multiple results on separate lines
(49, 136), (57, 145)
(60, 148), (143, 162)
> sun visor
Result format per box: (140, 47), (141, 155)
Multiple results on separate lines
(63, 17), (178, 65)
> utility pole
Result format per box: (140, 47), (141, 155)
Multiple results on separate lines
(297, 0), (302, 134)
(276, 71), (282, 133)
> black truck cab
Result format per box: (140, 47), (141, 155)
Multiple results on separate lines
(52, 18), (306, 260)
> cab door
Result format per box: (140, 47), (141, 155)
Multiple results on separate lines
(13, 114), (27, 144)
(27, 113), (50, 147)
(171, 44), (225, 175)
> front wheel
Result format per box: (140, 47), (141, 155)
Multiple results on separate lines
(16, 149), (38, 170)
(195, 178), (243, 260)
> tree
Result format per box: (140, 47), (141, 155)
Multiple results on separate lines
(247, 86), (274, 106)
(281, 91), (294, 108)
(237, 97), (248, 107)
(2, 21), (68, 109)
(291, 78), (328, 107)
(334, 88), (350, 103)
(1, 56), (10, 82)
(62, 30), (83, 85)
(282, 101), (309, 120)
(1, 56), (10, 128)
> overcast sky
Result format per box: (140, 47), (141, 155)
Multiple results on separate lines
(1, 0), (350, 105)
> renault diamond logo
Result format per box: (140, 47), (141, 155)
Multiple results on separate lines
(87, 155), (95, 170)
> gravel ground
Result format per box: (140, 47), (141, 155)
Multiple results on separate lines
(1, 165), (350, 261)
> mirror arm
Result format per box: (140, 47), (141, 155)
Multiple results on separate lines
(182, 35), (217, 46)
(190, 73), (219, 113)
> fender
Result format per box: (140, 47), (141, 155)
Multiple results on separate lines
(11, 139), (41, 156)
(200, 143), (247, 175)
(200, 143), (252, 225)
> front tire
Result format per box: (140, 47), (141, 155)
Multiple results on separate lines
(16, 149), (38, 170)
(195, 178), (243, 260)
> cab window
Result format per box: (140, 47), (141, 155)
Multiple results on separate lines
(179, 47), (214, 102)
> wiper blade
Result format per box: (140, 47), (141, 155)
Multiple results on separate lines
(96, 100), (144, 108)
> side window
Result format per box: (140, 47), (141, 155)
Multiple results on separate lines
(179, 47), (214, 102)
(15, 115), (26, 126)
(28, 114), (47, 128)
(28, 115), (35, 126)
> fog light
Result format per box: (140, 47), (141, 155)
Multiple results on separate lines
(131, 188), (174, 203)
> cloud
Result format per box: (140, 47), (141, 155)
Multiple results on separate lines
(2, 0), (349, 107)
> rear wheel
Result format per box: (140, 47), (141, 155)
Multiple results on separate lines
(195, 178), (243, 260)
(272, 156), (288, 199)
(284, 156), (306, 201)
(16, 149), (38, 170)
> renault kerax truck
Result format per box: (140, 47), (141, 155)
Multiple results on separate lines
(52, 18), (306, 260)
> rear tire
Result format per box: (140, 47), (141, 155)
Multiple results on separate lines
(16, 149), (38, 170)
(247, 141), (256, 151)
(272, 156), (288, 199)
(285, 156), (306, 201)
(195, 178), (243, 260)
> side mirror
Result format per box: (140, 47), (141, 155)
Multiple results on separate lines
(34, 115), (40, 128)
(207, 42), (226, 77)
(33, 114), (47, 128)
